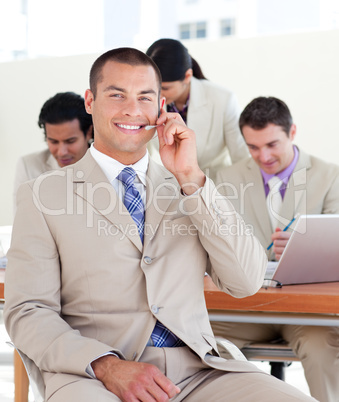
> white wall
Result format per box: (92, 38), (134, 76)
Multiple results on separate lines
(186, 29), (339, 164)
(1, 29), (339, 225)
(0, 53), (98, 225)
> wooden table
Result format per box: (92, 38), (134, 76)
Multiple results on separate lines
(2, 273), (339, 402)
(0, 269), (4, 301)
(204, 275), (339, 326)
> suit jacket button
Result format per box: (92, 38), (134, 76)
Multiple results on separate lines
(151, 305), (159, 314)
(144, 256), (152, 265)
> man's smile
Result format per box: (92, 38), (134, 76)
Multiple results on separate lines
(116, 123), (144, 130)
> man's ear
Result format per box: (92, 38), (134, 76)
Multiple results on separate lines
(85, 125), (93, 142)
(84, 89), (94, 114)
(289, 124), (297, 141)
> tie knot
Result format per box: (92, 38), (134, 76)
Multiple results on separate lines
(268, 176), (283, 192)
(117, 167), (136, 187)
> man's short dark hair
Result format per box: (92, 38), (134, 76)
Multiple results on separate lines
(38, 92), (93, 139)
(89, 47), (162, 99)
(239, 96), (293, 136)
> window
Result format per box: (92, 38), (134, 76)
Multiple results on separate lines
(179, 22), (207, 40)
(196, 22), (207, 38)
(220, 18), (235, 36)
(180, 24), (191, 39)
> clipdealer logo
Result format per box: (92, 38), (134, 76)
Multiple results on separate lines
(31, 166), (307, 234)
(31, 169), (216, 225)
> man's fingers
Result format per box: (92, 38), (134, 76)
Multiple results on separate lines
(157, 125), (167, 148)
(134, 370), (179, 402)
(93, 357), (178, 402)
(157, 110), (185, 124)
(273, 238), (289, 250)
(158, 121), (184, 147)
(125, 384), (158, 402)
(272, 229), (291, 260)
(271, 230), (291, 242)
(273, 240), (288, 260)
(157, 117), (179, 147)
(153, 372), (181, 399)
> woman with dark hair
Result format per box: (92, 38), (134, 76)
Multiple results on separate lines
(146, 38), (248, 181)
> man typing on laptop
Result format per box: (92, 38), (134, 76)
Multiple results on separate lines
(213, 97), (339, 402)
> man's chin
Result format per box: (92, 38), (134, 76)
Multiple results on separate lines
(57, 158), (74, 167)
(260, 162), (279, 175)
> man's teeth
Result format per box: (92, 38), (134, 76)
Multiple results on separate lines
(117, 124), (141, 130)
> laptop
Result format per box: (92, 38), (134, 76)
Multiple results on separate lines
(264, 214), (339, 286)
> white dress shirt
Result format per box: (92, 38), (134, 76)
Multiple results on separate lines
(90, 143), (148, 205)
(86, 143), (149, 377)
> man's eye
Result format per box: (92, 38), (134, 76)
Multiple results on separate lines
(139, 97), (151, 101)
(110, 93), (123, 98)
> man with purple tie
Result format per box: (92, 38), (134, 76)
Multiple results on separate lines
(214, 96), (339, 402)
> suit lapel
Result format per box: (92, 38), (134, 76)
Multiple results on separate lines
(245, 159), (272, 243)
(280, 148), (310, 226)
(46, 151), (59, 170)
(72, 151), (143, 252)
(144, 159), (180, 248)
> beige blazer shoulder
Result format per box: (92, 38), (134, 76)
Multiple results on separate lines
(13, 149), (59, 210)
(216, 148), (339, 259)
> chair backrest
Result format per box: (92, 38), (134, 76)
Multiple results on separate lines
(214, 337), (247, 361)
(8, 342), (45, 402)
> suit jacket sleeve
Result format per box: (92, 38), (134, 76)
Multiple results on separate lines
(5, 182), (123, 377)
(184, 177), (267, 297)
(13, 156), (29, 212)
(320, 162), (339, 214)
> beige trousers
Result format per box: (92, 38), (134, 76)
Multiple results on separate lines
(211, 321), (339, 402)
(47, 346), (316, 401)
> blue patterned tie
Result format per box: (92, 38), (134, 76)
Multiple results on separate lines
(117, 167), (185, 348)
(117, 167), (144, 242)
(150, 320), (185, 347)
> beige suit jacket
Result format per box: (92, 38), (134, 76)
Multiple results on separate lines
(13, 149), (59, 210)
(5, 151), (267, 396)
(216, 148), (339, 260)
(148, 77), (249, 182)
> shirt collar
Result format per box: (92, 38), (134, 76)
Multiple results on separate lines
(89, 143), (148, 186)
(261, 145), (299, 186)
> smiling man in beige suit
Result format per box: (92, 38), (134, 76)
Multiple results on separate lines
(4, 51), (315, 401)
(213, 96), (339, 402)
